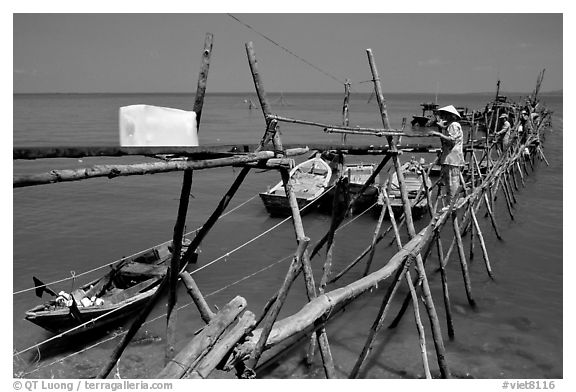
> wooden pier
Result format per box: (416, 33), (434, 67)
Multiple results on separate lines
(13, 33), (553, 379)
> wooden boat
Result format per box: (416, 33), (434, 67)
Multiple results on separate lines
(379, 158), (432, 218)
(259, 156), (333, 216)
(25, 241), (187, 336)
(342, 163), (379, 213)
(411, 102), (439, 127)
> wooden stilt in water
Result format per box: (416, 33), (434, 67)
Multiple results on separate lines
(516, 160), (526, 187)
(180, 271), (215, 324)
(167, 32), (214, 359)
(366, 48), (449, 378)
(451, 207), (476, 308)
(246, 41), (335, 378)
(166, 168), (193, 363)
(363, 189), (387, 277)
(423, 171), (454, 339)
(384, 187), (432, 378)
(469, 207), (495, 280)
(484, 191), (503, 240)
(500, 174), (515, 220)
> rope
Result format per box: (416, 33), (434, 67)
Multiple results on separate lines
(13, 195), (258, 296)
(227, 14), (346, 86)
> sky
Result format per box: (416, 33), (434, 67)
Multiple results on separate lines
(12, 12), (563, 95)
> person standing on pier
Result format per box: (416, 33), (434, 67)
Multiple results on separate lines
(495, 113), (511, 154)
(430, 105), (465, 207)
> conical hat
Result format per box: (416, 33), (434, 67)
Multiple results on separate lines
(438, 105), (461, 118)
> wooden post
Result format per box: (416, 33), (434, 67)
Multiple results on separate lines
(168, 32), (214, 359)
(341, 79), (351, 145)
(166, 169), (193, 362)
(423, 170), (454, 339)
(321, 176), (348, 289)
(451, 206), (476, 308)
(180, 272), (216, 324)
(469, 207), (495, 280)
(365, 48), (449, 378)
(279, 168), (337, 379)
(245, 41), (335, 378)
(500, 174), (515, 220)
(363, 190), (387, 277)
(483, 191), (503, 240)
(383, 187), (432, 378)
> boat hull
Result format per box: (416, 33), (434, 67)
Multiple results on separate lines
(259, 192), (320, 217)
(25, 288), (158, 336)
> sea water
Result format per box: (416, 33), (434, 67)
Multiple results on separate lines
(13, 92), (563, 378)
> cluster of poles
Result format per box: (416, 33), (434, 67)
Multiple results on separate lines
(13, 33), (552, 379)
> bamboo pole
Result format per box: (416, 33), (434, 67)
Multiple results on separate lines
(166, 32), (212, 355)
(157, 296), (247, 379)
(180, 272), (216, 324)
(483, 192), (503, 240)
(406, 271), (432, 379)
(383, 187), (432, 378)
(245, 42), (335, 378)
(362, 190), (387, 277)
(423, 170), (454, 339)
(451, 205), (476, 308)
(321, 176), (348, 289)
(341, 79), (351, 145)
(516, 160), (526, 187)
(14, 149), (307, 188)
(469, 207), (495, 280)
(279, 167), (336, 378)
(500, 174), (516, 220)
(166, 168), (194, 362)
(365, 48), (449, 378)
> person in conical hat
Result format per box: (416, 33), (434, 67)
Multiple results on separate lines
(429, 105), (465, 206)
(496, 113), (511, 153)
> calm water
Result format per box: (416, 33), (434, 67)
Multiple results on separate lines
(13, 92), (563, 379)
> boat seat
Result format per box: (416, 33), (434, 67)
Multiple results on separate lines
(120, 262), (168, 278)
(103, 277), (161, 305)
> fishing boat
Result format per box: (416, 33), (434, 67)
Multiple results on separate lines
(411, 102), (439, 127)
(25, 241), (188, 336)
(379, 158), (432, 218)
(342, 163), (380, 213)
(259, 155), (333, 216)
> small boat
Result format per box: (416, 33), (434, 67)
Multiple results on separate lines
(379, 158), (432, 218)
(342, 163), (380, 213)
(259, 155), (333, 216)
(25, 241), (187, 336)
(411, 102), (439, 127)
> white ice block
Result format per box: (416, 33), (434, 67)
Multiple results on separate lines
(119, 104), (199, 147)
